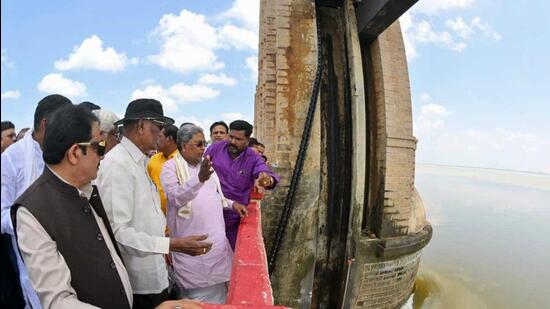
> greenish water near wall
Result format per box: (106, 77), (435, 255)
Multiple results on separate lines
(411, 164), (550, 308)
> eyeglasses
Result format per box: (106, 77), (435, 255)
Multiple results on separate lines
(188, 141), (208, 148)
(143, 118), (165, 130)
(77, 140), (106, 156)
(111, 131), (122, 142)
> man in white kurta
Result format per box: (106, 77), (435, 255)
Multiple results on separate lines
(1, 130), (43, 309)
(1, 94), (72, 308)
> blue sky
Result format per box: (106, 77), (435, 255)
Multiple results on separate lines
(2, 0), (549, 173)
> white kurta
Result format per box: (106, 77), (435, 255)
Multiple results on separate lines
(97, 137), (170, 294)
(1, 130), (43, 308)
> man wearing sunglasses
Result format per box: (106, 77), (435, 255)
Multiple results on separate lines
(11, 105), (133, 308)
(97, 99), (213, 309)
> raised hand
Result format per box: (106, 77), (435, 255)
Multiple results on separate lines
(198, 155), (214, 183)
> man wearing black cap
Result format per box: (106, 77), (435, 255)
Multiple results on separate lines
(97, 98), (213, 309)
(1, 94), (73, 309)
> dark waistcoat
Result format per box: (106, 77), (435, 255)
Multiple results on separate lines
(11, 168), (131, 309)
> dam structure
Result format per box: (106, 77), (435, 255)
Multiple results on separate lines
(253, 0), (432, 308)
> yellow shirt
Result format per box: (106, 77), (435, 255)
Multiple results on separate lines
(147, 149), (178, 215)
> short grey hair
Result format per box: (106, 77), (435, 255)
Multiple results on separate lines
(92, 109), (119, 133)
(177, 123), (203, 146)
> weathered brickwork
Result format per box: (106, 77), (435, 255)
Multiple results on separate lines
(370, 21), (419, 237)
(355, 252), (420, 309)
(255, 1), (321, 306)
(254, 1), (428, 308)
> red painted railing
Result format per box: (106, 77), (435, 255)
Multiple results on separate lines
(201, 202), (289, 309)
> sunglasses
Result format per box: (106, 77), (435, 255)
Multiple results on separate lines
(77, 140), (106, 156)
(188, 141), (209, 148)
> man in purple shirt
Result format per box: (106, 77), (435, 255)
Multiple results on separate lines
(205, 120), (280, 250)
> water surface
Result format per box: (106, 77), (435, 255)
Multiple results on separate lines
(412, 164), (550, 308)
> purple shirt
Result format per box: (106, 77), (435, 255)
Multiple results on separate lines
(205, 140), (279, 206)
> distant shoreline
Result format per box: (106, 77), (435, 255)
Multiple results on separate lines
(416, 163), (550, 191)
(416, 162), (550, 176)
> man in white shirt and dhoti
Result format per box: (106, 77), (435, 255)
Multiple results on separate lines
(97, 99), (213, 309)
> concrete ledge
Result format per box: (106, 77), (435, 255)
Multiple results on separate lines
(376, 224), (432, 260)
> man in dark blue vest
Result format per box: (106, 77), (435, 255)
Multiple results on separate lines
(11, 105), (133, 308)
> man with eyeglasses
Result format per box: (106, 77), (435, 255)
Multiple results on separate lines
(97, 99), (213, 309)
(92, 109), (121, 154)
(2, 94), (72, 309)
(11, 105), (133, 308)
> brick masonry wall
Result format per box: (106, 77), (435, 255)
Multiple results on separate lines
(354, 252), (420, 309)
(369, 21), (418, 237)
(254, 1), (426, 308)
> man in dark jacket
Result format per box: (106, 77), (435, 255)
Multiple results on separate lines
(11, 105), (133, 309)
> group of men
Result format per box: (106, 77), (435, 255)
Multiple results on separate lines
(1, 94), (279, 309)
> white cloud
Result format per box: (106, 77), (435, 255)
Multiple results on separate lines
(469, 17), (502, 41)
(149, 5), (261, 75)
(1, 90), (21, 99)
(1, 49), (15, 71)
(413, 0), (477, 15)
(245, 56), (258, 80)
(223, 0), (260, 32)
(446, 16), (501, 41)
(174, 116), (214, 131)
(131, 85), (177, 111)
(54, 35), (136, 72)
(221, 112), (252, 124)
(419, 93), (432, 102)
(173, 112), (252, 132)
(422, 103), (452, 116)
(416, 103), (453, 132)
(417, 127), (550, 173)
(37, 73), (87, 98)
(218, 23), (258, 51)
(402, 13), (467, 59)
(401, 12), (500, 59)
(414, 94), (550, 173)
(198, 73), (237, 86)
(149, 10), (224, 74)
(131, 82), (220, 111)
(170, 84), (220, 102)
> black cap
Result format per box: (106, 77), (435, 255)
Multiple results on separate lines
(114, 98), (174, 126)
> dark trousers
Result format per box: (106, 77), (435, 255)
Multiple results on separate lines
(133, 288), (170, 309)
(223, 208), (241, 250)
(1, 234), (25, 309)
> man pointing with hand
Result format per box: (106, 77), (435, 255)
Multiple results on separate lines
(160, 123), (238, 303)
(205, 120), (279, 250)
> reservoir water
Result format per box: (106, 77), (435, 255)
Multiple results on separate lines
(412, 164), (550, 308)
